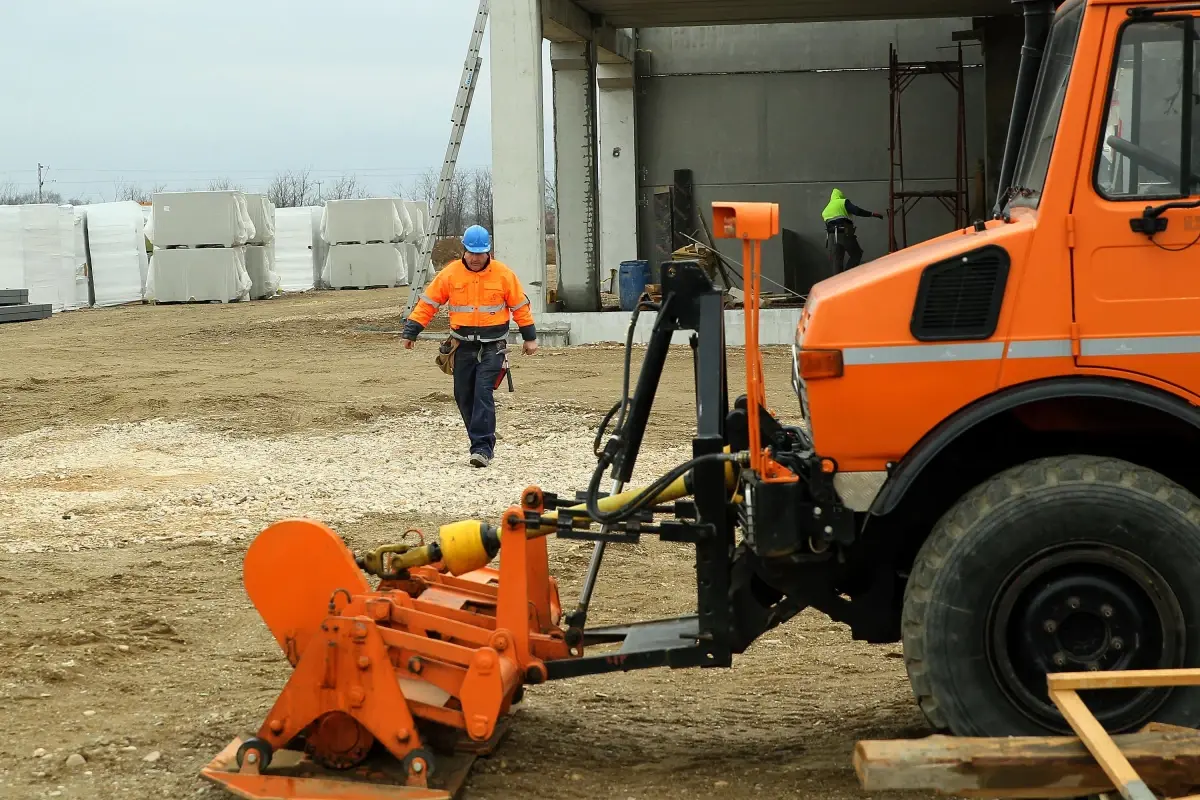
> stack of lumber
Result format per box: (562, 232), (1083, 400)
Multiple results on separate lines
(0, 288), (52, 324)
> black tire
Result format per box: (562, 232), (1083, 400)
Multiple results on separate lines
(902, 454), (1200, 736)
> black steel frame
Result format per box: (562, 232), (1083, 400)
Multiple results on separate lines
(538, 260), (738, 680)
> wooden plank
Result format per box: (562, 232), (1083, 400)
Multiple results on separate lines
(1050, 688), (1154, 800)
(854, 730), (1200, 798)
(1049, 668), (1200, 692)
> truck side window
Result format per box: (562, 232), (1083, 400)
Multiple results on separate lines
(1095, 19), (1195, 200)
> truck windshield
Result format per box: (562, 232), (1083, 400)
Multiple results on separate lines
(1006, 1), (1086, 210)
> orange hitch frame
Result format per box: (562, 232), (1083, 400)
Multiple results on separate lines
(712, 202), (798, 484)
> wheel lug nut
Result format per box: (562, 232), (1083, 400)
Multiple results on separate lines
(1101, 604), (1114, 618)
(1043, 619), (1057, 633)
(1053, 652), (1068, 667)
(1067, 596), (1081, 610)
(1111, 637), (1124, 651)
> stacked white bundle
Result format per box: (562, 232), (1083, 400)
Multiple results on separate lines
(311, 207), (329, 288)
(244, 193), (281, 300)
(274, 206), (318, 292)
(72, 208), (91, 308)
(0, 204), (81, 311)
(145, 191), (255, 303)
(83, 201), (150, 307)
(398, 200), (429, 286)
(149, 248), (252, 303)
(145, 191), (255, 247)
(321, 198), (407, 245)
(320, 198), (411, 289)
(322, 244), (406, 289)
(0, 208), (24, 295)
(245, 246), (281, 299)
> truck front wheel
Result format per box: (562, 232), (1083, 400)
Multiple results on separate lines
(902, 455), (1200, 736)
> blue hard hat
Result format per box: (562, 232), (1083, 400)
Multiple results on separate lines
(462, 225), (491, 253)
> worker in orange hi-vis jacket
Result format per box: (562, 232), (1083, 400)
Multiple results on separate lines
(402, 225), (538, 468)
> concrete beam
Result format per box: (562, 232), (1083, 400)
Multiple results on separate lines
(551, 42), (602, 311)
(543, 0), (635, 62)
(491, 0), (548, 312)
(574, 0), (1015, 27)
(597, 62), (638, 287)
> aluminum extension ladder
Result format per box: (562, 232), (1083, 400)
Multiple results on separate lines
(402, 0), (489, 320)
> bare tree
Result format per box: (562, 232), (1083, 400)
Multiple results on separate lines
(544, 175), (557, 235)
(266, 169), (317, 208)
(468, 167), (493, 233)
(207, 176), (245, 191)
(411, 169), (438, 215)
(323, 174), (370, 202)
(113, 182), (167, 203)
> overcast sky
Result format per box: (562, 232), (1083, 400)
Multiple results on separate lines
(0, 0), (553, 202)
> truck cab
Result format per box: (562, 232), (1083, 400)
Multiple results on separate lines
(791, 0), (1200, 737)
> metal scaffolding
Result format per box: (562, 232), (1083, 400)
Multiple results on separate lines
(887, 42), (969, 252)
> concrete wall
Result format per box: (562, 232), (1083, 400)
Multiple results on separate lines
(537, 308), (804, 345)
(634, 18), (987, 291)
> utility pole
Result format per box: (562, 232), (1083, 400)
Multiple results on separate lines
(37, 163), (49, 203)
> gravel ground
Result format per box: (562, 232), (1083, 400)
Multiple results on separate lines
(0, 290), (934, 800)
(0, 402), (690, 555)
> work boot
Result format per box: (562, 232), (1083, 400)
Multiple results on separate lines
(470, 453), (490, 468)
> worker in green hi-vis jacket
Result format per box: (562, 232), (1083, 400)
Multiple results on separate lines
(821, 188), (884, 274)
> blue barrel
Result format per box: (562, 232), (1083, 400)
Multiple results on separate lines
(618, 260), (651, 311)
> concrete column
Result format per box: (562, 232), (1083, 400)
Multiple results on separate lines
(490, 0), (547, 311)
(551, 42), (601, 311)
(597, 63), (637, 295)
(982, 14), (1023, 210)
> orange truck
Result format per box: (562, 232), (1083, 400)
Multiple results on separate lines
(793, 0), (1200, 737)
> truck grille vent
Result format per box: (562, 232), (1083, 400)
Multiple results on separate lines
(910, 245), (1010, 342)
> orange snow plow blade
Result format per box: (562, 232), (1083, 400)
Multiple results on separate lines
(200, 737), (461, 800)
(204, 490), (567, 800)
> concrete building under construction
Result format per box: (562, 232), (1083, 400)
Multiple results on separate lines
(490, 0), (1031, 315)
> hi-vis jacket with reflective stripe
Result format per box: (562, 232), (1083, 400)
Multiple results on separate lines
(403, 258), (537, 343)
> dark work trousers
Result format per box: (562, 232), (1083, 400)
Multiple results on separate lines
(452, 339), (507, 458)
(826, 221), (864, 274)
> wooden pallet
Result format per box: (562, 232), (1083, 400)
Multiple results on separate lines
(856, 669), (1200, 800)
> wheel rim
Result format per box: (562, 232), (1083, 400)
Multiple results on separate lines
(987, 542), (1186, 733)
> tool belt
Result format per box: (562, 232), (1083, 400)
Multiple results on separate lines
(825, 218), (855, 248)
(435, 337), (459, 375)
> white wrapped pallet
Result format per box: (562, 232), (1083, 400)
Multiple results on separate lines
(321, 243), (404, 289)
(274, 206), (317, 292)
(389, 199), (414, 241)
(311, 207), (329, 287)
(0, 207), (23, 292)
(245, 193), (275, 245)
(85, 201), (151, 307)
(398, 243), (418, 287)
(147, 247), (252, 303)
(397, 246), (409, 285)
(404, 200), (428, 240)
(320, 198), (404, 245)
(245, 245), (281, 299)
(70, 207), (90, 309)
(146, 191), (256, 248)
(0, 204), (78, 311)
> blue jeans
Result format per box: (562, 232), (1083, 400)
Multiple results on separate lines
(453, 341), (506, 458)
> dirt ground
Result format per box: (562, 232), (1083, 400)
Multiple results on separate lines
(0, 289), (936, 800)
